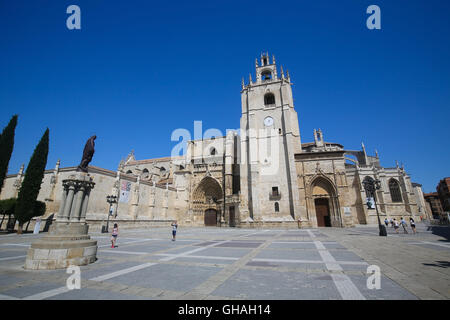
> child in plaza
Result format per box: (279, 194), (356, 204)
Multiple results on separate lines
(410, 217), (416, 234)
(393, 218), (399, 233)
(400, 217), (408, 234)
(171, 220), (178, 241)
(111, 223), (118, 248)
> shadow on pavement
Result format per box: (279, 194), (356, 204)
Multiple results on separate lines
(423, 261), (450, 268)
(426, 225), (450, 242)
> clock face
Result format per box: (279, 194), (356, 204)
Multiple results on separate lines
(264, 116), (274, 127)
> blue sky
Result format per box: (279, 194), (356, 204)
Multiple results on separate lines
(0, 0), (449, 193)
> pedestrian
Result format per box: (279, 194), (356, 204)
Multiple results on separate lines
(384, 218), (389, 227)
(393, 218), (399, 233)
(111, 223), (118, 248)
(390, 218), (394, 227)
(400, 217), (408, 234)
(171, 220), (178, 241)
(410, 217), (416, 234)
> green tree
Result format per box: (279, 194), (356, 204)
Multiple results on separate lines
(15, 128), (49, 234)
(0, 198), (45, 232)
(0, 115), (18, 193)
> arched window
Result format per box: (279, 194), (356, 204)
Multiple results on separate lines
(141, 168), (150, 180)
(389, 179), (402, 202)
(264, 93), (275, 105)
(274, 202), (280, 212)
(210, 147), (216, 156)
(363, 176), (374, 198)
(160, 167), (166, 174)
(126, 170), (133, 175)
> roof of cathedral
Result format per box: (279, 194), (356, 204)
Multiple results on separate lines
(301, 141), (344, 148)
(126, 156), (182, 165)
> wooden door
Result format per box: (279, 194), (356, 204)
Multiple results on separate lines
(204, 209), (217, 226)
(229, 206), (235, 227)
(315, 198), (330, 227)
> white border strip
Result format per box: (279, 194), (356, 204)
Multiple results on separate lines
(307, 230), (366, 300)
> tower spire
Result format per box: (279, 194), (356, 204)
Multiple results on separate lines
(280, 65), (285, 79)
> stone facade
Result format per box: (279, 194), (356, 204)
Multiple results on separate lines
(0, 53), (425, 230)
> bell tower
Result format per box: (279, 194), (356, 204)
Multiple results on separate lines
(239, 53), (302, 222)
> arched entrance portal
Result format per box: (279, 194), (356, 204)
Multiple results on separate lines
(192, 176), (223, 226)
(310, 176), (341, 227)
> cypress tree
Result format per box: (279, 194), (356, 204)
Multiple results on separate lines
(0, 115), (18, 193)
(15, 128), (49, 234)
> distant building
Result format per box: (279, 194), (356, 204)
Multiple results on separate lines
(424, 192), (444, 219)
(436, 177), (450, 212)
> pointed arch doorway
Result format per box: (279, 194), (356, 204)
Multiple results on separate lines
(192, 176), (223, 227)
(309, 176), (341, 228)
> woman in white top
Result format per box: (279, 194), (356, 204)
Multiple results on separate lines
(393, 219), (399, 234)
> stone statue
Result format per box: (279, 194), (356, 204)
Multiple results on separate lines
(77, 135), (96, 173)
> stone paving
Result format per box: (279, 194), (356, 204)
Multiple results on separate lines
(0, 222), (448, 300)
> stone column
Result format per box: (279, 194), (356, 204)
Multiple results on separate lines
(149, 182), (156, 219)
(57, 186), (68, 220)
(70, 182), (85, 222)
(61, 181), (76, 221)
(80, 189), (91, 223)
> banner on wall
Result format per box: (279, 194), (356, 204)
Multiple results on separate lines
(119, 181), (131, 203)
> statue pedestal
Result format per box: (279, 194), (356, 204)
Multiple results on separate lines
(25, 173), (97, 270)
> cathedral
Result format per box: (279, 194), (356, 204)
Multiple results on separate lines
(1, 54), (427, 230)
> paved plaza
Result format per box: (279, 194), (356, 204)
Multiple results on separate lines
(0, 223), (448, 300)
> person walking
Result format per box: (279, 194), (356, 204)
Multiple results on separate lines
(171, 220), (178, 241)
(400, 217), (408, 234)
(111, 223), (118, 248)
(410, 217), (417, 234)
(393, 218), (399, 234)
(384, 218), (389, 227)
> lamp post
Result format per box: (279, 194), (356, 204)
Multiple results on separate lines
(363, 177), (387, 236)
(104, 195), (118, 233)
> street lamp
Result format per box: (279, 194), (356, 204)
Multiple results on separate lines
(103, 195), (118, 233)
(362, 177), (387, 236)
